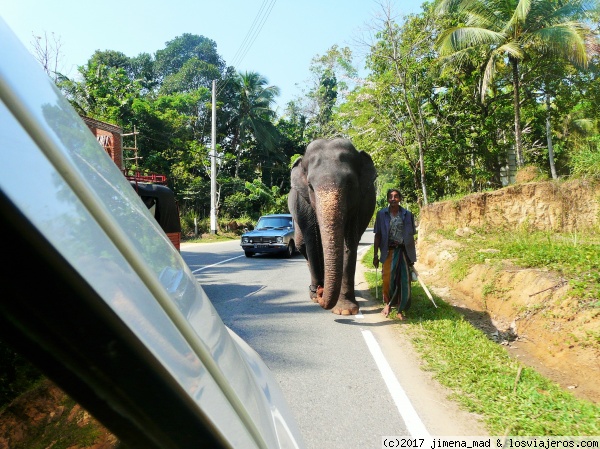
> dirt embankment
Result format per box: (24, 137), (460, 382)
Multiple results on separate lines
(0, 378), (117, 449)
(415, 179), (600, 404)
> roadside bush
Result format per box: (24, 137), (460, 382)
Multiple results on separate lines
(221, 178), (289, 220)
(570, 142), (600, 178)
(180, 208), (206, 237)
(222, 191), (255, 218)
(218, 215), (254, 234)
(0, 340), (43, 409)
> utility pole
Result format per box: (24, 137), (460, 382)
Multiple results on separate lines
(210, 80), (217, 234)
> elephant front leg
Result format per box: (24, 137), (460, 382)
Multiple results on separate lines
(331, 245), (359, 315)
(294, 223), (322, 301)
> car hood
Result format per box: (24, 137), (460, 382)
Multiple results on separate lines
(244, 229), (292, 237)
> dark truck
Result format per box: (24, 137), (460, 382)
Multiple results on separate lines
(130, 180), (182, 251)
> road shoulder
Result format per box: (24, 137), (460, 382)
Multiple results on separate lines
(354, 257), (490, 436)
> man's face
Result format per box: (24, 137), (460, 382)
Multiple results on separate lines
(387, 191), (401, 206)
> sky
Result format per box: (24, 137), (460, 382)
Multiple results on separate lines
(1, 0), (424, 112)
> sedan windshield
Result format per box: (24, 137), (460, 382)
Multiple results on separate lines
(256, 217), (293, 230)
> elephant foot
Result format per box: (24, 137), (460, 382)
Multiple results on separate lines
(309, 285), (324, 303)
(331, 306), (359, 315)
(331, 298), (359, 315)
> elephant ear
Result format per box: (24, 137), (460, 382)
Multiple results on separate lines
(358, 151), (377, 187)
(290, 156), (310, 201)
(357, 150), (377, 228)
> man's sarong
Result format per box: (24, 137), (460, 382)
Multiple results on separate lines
(384, 246), (412, 313)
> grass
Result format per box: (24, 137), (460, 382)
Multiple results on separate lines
(361, 245), (600, 436)
(436, 228), (600, 310)
(182, 232), (238, 243)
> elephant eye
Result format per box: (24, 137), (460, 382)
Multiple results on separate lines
(308, 183), (314, 191)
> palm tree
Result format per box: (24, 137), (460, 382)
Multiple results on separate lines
(436, 0), (594, 173)
(227, 71), (281, 178)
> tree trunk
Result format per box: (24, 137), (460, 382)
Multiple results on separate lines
(546, 92), (558, 179)
(399, 72), (428, 204)
(511, 58), (524, 167)
(234, 144), (240, 178)
(418, 140), (428, 205)
(471, 150), (476, 192)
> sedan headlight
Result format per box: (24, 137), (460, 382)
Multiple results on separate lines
(277, 236), (283, 243)
(242, 237), (249, 243)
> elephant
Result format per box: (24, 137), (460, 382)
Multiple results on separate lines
(288, 138), (377, 315)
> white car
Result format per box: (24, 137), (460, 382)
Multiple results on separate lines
(0, 18), (304, 449)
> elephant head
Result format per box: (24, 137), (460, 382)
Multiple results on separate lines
(288, 138), (376, 313)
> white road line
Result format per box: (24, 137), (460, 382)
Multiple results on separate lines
(357, 245), (371, 256)
(244, 285), (266, 297)
(361, 329), (430, 437)
(192, 255), (244, 274)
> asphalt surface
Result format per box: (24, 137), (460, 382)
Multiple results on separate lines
(181, 232), (488, 449)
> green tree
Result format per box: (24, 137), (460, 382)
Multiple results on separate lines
(549, 57), (600, 177)
(78, 50), (157, 93)
(310, 68), (338, 138)
(222, 178), (288, 219)
(225, 71), (281, 178)
(154, 33), (224, 84)
(128, 52), (157, 92)
(160, 57), (221, 95)
(436, 0), (594, 174)
(59, 59), (142, 125)
(340, 4), (444, 204)
(303, 45), (357, 139)
(87, 49), (130, 69)
(275, 100), (310, 188)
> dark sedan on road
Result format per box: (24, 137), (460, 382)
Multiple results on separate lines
(241, 214), (297, 258)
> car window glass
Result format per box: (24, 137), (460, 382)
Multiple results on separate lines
(256, 217), (292, 229)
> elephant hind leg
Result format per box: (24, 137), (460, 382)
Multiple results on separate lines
(310, 285), (324, 303)
(294, 223), (308, 260)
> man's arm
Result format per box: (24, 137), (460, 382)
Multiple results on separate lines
(373, 233), (381, 268)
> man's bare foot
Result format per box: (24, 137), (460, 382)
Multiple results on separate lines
(381, 303), (391, 317)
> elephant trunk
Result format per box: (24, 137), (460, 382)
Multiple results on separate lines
(315, 186), (345, 310)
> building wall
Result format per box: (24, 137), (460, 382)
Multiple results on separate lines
(81, 116), (124, 170)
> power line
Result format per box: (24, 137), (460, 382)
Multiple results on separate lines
(217, 0), (276, 95)
(216, 0), (277, 96)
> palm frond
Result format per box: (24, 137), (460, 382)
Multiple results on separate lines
(481, 50), (501, 101)
(496, 41), (524, 60)
(438, 46), (479, 69)
(531, 24), (589, 67)
(438, 26), (504, 54)
(512, 0), (533, 25)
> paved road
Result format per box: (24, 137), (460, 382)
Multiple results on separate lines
(181, 232), (487, 449)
